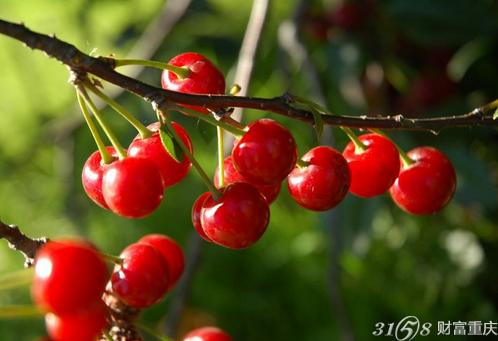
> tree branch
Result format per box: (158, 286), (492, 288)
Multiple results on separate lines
(0, 18), (497, 131)
(0, 219), (47, 267)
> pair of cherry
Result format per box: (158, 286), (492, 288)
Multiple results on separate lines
(82, 121), (193, 219)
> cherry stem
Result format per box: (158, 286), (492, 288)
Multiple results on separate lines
(100, 252), (123, 265)
(340, 127), (367, 153)
(217, 126), (225, 187)
(76, 89), (113, 164)
(296, 159), (309, 168)
(79, 87), (127, 160)
(0, 268), (33, 291)
(173, 105), (246, 138)
(369, 128), (415, 168)
(0, 305), (43, 318)
(85, 81), (152, 139)
(114, 58), (191, 79)
(161, 112), (222, 200)
(136, 322), (175, 341)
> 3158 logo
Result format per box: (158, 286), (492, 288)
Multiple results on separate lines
(373, 316), (432, 340)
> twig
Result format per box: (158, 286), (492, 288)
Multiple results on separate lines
(0, 19), (496, 131)
(279, 2), (354, 340)
(0, 219), (47, 267)
(163, 232), (204, 337)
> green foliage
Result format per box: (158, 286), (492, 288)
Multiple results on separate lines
(0, 0), (497, 340)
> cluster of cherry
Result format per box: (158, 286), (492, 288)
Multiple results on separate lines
(32, 236), (232, 340)
(83, 52), (456, 251)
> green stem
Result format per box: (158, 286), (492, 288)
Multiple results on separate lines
(0, 268), (33, 291)
(114, 58), (191, 79)
(85, 82), (152, 139)
(162, 112), (222, 200)
(76, 90), (113, 164)
(79, 87), (127, 160)
(174, 105), (246, 138)
(136, 322), (175, 341)
(0, 305), (43, 319)
(369, 128), (415, 168)
(296, 159), (309, 168)
(217, 126), (225, 187)
(340, 127), (367, 153)
(100, 252), (123, 265)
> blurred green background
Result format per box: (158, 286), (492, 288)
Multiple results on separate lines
(0, 0), (497, 340)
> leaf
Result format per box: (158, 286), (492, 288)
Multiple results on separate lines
(309, 106), (324, 141)
(196, 119), (215, 144)
(493, 108), (498, 120)
(159, 126), (184, 163)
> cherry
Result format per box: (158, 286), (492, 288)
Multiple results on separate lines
(32, 240), (109, 316)
(102, 157), (164, 218)
(214, 156), (281, 204)
(161, 52), (225, 114)
(389, 146), (456, 215)
(45, 301), (108, 341)
(139, 234), (185, 290)
(200, 182), (269, 249)
(232, 118), (297, 185)
(129, 122), (192, 188)
(191, 192), (212, 242)
(81, 146), (118, 209)
(183, 326), (232, 341)
(342, 133), (400, 197)
(288, 146), (350, 211)
(111, 243), (169, 308)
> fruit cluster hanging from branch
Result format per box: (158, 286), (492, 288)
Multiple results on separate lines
(0, 17), (495, 341)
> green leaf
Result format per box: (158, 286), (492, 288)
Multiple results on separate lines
(159, 126), (184, 163)
(196, 119), (215, 144)
(309, 106), (324, 141)
(493, 108), (498, 120)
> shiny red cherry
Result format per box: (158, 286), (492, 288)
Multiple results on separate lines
(81, 146), (118, 209)
(111, 243), (169, 308)
(129, 122), (192, 188)
(200, 182), (269, 249)
(161, 52), (225, 114)
(45, 301), (108, 341)
(139, 234), (185, 290)
(183, 326), (232, 341)
(191, 192), (212, 242)
(288, 146), (350, 211)
(342, 134), (400, 197)
(390, 146), (456, 215)
(102, 157), (164, 218)
(32, 240), (109, 315)
(214, 156), (281, 204)
(232, 119), (297, 185)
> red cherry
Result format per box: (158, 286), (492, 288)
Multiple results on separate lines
(191, 192), (213, 242)
(183, 327), (232, 341)
(389, 147), (456, 215)
(81, 146), (118, 209)
(200, 182), (270, 249)
(342, 134), (400, 197)
(102, 157), (164, 218)
(139, 234), (185, 291)
(161, 52), (225, 114)
(288, 146), (350, 211)
(111, 243), (169, 308)
(214, 156), (281, 204)
(45, 301), (108, 341)
(232, 119), (297, 185)
(129, 122), (192, 188)
(32, 240), (109, 315)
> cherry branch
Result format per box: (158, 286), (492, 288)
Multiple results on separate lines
(0, 219), (47, 267)
(0, 19), (497, 131)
